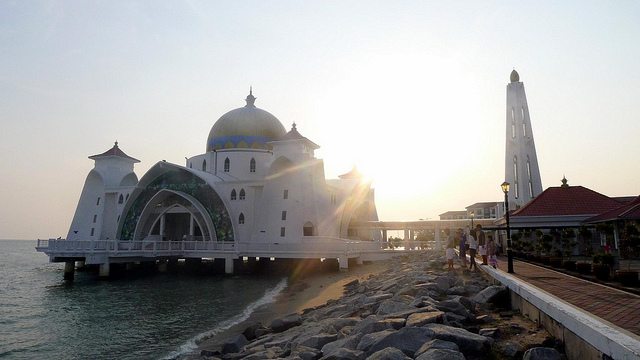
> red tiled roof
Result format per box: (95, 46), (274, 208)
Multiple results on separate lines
(89, 142), (140, 162)
(584, 195), (640, 223)
(511, 185), (624, 217)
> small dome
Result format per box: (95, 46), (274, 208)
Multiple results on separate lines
(510, 69), (520, 83)
(206, 90), (287, 151)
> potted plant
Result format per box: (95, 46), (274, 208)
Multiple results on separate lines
(561, 228), (578, 271)
(592, 253), (615, 281)
(538, 233), (552, 264)
(550, 249), (563, 268)
(616, 222), (639, 287)
(576, 261), (592, 275)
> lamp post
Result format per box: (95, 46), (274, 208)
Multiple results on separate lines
(501, 181), (514, 273)
(470, 212), (474, 228)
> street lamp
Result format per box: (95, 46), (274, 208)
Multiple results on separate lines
(501, 181), (514, 273)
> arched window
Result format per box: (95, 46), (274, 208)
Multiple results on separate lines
(281, 211), (287, 220)
(521, 107), (527, 137)
(527, 155), (533, 198)
(202, 160), (207, 171)
(118, 194), (124, 204)
(513, 156), (519, 199)
(239, 213), (245, 225)
(230, 189), (237, 201)
(250, 158), (256, 173)
(303, 221), (315, 236)
(239, 188), (246, 200)
(511, 108), (516, 138)
(224, 158), (230, 172)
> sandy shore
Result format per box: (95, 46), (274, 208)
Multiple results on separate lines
(183, 260), (391, 358)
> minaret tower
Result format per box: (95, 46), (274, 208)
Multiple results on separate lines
(505, 69), (543, 209)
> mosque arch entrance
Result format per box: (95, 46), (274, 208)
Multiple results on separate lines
(134, 190), (216, 242)
(345, 201), (379, 241)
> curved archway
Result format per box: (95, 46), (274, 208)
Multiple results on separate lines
(133, 189), (216, 242)
(118, 164), (233, 242)
(343, 200), (378, 240)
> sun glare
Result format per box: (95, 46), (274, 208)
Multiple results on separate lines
(315, 52), (478, 220)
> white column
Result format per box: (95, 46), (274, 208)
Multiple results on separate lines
(225, 256), (234, 274)
(339, 256), (348, 271)
(435, 222), (441, 249)
(99, 261), (110, 278)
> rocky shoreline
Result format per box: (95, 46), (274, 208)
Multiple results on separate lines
(197, 252), (566, 360)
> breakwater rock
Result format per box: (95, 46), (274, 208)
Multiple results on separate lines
(200, 253), (563, 360)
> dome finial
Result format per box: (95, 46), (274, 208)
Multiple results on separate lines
(245, 87), (256, 107)
(114, 140), (118, 148)
(561, 176), (569, 188)
(292, 122), (297, 131)
(510, 69), (520, 83)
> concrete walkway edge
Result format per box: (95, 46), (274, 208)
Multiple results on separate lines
(482, 265), (640, 359)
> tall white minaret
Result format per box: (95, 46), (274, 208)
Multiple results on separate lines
(505, 69), (543, 209)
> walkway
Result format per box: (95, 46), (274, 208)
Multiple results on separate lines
(489, 256), (640, 337)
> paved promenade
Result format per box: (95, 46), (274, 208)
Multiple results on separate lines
(487, 256), (640, 337)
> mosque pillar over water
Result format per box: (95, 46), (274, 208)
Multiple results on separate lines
(64, 261), (75, 281)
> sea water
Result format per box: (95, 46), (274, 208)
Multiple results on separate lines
(0, 240), (286, 360)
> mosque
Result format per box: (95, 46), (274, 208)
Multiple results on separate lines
(66, 90), (381, 249)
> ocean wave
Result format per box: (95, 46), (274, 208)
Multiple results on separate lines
(160, 277), (288, 359)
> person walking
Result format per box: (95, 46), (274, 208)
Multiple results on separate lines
(445, 228), (455, 270)
(476, 224), (487, 265)
(488, 235), (498, 269)
(467, 226), (478, 271)
(459, 230), (468, 267)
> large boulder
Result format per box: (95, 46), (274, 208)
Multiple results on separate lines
(415, 348), (466, 360)
(270, 313), (303, 333)
(366, 347), (412, 360)
(414, 338), (460, 357)
(365, 327), (436, 357)
(376, 299), (416, 315)
(352, 317), (396, 334)
(422, 324), (491, 355)
(356, 330), (395, 353)
(297, 333), (338, 350)
(522, 347), (562, 360)
(472, 285), (508, 305)
(319, 347), (365, 360)
(221, 334), (249, 354)
(321, 333), (364, 355)
(406, 311), (445, 327)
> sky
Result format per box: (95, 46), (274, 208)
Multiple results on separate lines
(1, 1), (640, 240)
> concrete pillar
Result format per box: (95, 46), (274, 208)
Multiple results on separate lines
(382, 229), (388, 248)
(99, 262), (110, 278)
(339, 256), (348, 271)
(64, 261), (75, 281)
(225, 256), (234, 274)
(356, 257), (363, 265)
(435, 222), (441, 249)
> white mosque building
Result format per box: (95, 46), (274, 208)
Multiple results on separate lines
(50, 90), (382, 277)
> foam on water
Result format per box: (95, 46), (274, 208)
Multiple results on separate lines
(161, 277), (288, 359)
